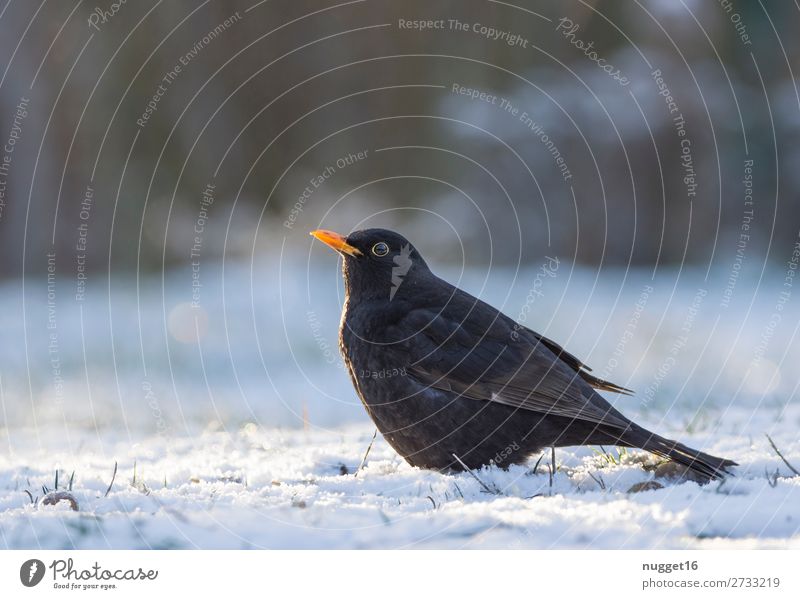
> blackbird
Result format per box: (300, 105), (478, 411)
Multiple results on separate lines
(311, 228), (736, 479)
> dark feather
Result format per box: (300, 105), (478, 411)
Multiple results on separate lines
(394, 298), (632, 429)
(529, 332), (634, 395)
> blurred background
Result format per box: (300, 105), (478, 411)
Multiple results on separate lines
(0, 0), (798, 438)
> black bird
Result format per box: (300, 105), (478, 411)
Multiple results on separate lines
(311, 228), (736, 480)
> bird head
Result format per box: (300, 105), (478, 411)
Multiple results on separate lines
(310, 228), (429, 302)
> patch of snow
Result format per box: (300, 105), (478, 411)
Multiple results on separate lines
(1, 418), (797, 549)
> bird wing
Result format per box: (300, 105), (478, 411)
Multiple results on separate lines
(528, 332), (634, 395)
(393, 306), (631, 430)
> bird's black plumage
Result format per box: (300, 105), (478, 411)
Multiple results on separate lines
(312, 228), (736, 480)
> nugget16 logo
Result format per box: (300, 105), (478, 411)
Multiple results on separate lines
(20, 559), (46, 587)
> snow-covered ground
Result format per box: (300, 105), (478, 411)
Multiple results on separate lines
(0, 256), (799, 548)
(1, 420), (798, 549)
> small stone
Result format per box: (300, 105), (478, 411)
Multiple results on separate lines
(627, 481), (664, 493)
(654, 461), (707, 484)
(42, 491), (79, 511)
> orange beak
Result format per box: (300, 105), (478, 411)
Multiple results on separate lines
(309, 229), (362, 257)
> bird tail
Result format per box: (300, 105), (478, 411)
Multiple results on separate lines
(622, 424), (737, 481)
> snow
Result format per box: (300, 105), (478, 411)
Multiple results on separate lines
(1, 258), (799, 548)
(0, 420), (798, 549)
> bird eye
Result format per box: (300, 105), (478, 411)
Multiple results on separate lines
(371, 242), (389, 256)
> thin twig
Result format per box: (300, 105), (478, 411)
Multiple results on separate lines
(532, 453), (545, 475)
(354, 429), (378, 477)
(451, 453), (502, 495)
(766, 434), (800, 476)
(453, 482), (464, 499)
(105, 461), (118, 497)
(587, 471), (606, 490)
(765, 466), (779, 488)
